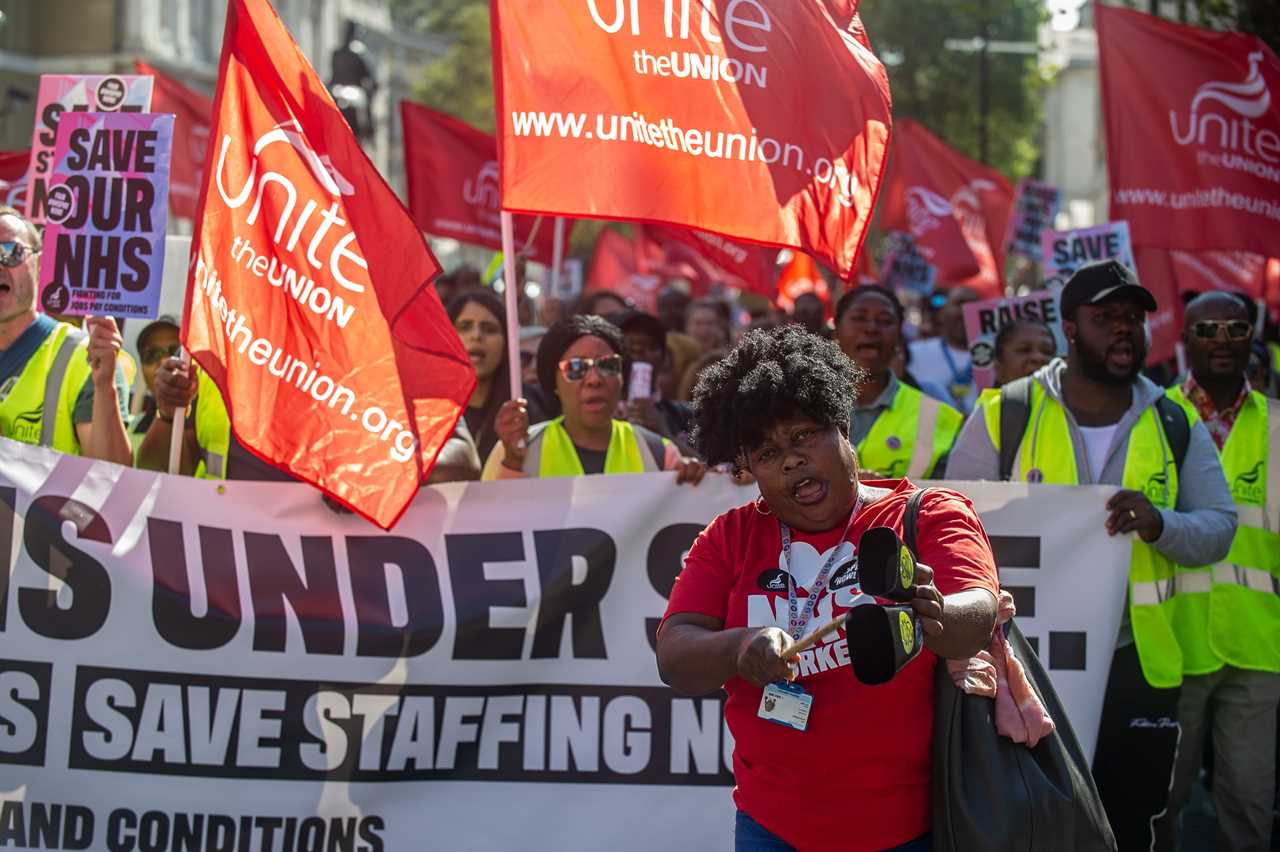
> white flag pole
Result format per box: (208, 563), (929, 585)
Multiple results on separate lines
(550, 216), (566, 298)
(501, 212), (522, 402)
(167, 349), (191, 475)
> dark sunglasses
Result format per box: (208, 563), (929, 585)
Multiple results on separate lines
(558, 355), (623, 382)
(0, 241), (37, 268)
(1193, 319), (1251, 341)
(142, 343), (182, 366)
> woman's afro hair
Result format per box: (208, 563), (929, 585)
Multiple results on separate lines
(689, 324), (865, 467)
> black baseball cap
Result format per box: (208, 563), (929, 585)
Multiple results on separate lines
(609, 309), (666, 346)
(136, 315), (180, 352)
(1059, 258), (1162, 318)
(1060, 260), (1157, 318)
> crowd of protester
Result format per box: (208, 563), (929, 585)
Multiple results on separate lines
(3, 196), (1279, 850)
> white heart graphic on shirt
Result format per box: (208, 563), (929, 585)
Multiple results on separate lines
(779, 540), (856, 592)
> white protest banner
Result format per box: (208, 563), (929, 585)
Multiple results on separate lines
(1007, 179), (1063, 259)
(25, 74), (154, 225)
(1041, 220), (1135, 288)
(933, 480), (1130, 761)
(962, 290), (1067, 391)
(38, 112), (172, 319)
(0, 441), (1128, 850)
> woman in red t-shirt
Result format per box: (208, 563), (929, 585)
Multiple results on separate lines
(657, 325), (999, 852)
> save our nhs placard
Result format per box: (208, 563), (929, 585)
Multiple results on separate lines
(25, 73), (154, 225)
(37, 112), (173, 319)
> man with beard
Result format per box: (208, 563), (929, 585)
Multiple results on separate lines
(1161, 292), (1280, 852)
(946, 260), (1236, 851)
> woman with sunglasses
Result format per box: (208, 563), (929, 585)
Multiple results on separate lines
(483, 315), (706, 483)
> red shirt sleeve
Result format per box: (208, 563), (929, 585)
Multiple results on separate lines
(913, 488), (1000, 598)
(661, 510), (739, 626)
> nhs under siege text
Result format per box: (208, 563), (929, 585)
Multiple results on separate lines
(0, 494), (732, 793)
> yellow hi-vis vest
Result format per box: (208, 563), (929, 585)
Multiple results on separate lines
(1166, 386), (1280, 675)
(521, 417), (665, 477)
(0, 321), (93, 455)
(981, 381), (1185, 688)
(193, 370), (232, 480)
(857, 382), (963, 479)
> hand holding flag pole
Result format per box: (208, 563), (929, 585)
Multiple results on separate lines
(167, 348), (191, 475)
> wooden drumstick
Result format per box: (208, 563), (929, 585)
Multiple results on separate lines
(781, 612), (849, 660)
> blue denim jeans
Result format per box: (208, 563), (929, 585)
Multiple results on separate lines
(734, 811), (933, 852)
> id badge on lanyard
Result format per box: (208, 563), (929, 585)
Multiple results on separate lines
(756, 504), (858, 732)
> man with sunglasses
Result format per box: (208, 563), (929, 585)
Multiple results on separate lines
(0, 206), (131, 465)
(946, 260), (1237, 850)
(1161, 291), (1280, 852)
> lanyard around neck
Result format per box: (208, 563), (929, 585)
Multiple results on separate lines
(779, 500), (859, 641)
(940, 341), (972, 385)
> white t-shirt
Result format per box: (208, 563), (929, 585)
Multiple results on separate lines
(1078, 423), (1120, 483)
(908, 337), (977, 413)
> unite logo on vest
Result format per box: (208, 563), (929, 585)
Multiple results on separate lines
(1233, 460), (1265, 504)
(1142, 470), (1169, 505)
(8, 402), (42, 443)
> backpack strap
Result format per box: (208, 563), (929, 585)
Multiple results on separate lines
(1154, 395), (1190, 473)
(635, 424), (668, 472)
(998, 376), (1034, 482)
(903, 487), (930, 558)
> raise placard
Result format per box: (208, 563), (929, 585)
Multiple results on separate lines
(963, 290), (1067, 391)
(37, 112), (172, 319)
(24, 74), (153, 225)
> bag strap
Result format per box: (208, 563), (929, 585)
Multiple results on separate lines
(999, 376), (1034, 482)
(1154, 394), (1190, 472)
(903, 487), (929, 558)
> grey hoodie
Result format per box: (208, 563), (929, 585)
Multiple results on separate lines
(945, 359), (1236, 568)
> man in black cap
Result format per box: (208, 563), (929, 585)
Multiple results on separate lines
(947, 259), (1236, 851)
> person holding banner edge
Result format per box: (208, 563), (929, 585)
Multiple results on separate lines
(0, 206), (132, 466)
(833, 286), (963, 480)
(658, 325), (999, 852)
(945, 260), (1236, 851)
(1162, 291), (1280, 852)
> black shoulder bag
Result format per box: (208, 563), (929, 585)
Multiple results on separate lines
(903, 488), (1117, 852)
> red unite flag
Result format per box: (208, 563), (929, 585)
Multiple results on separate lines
(0, 150), (29, 210)
(185, 0), (474, 529)
(641, 224), (778, 297)
(400, 102), (571, 262)
(1098, 6), (1280, 256)
(878, 118), (1014, 297)
(135, 60), (213, 221)
(585, 227), (666, 313)
(491, 1), (892, 279)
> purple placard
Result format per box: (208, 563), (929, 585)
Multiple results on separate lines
(25, 74), (154, 225)
(38, 112), (173, 320)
